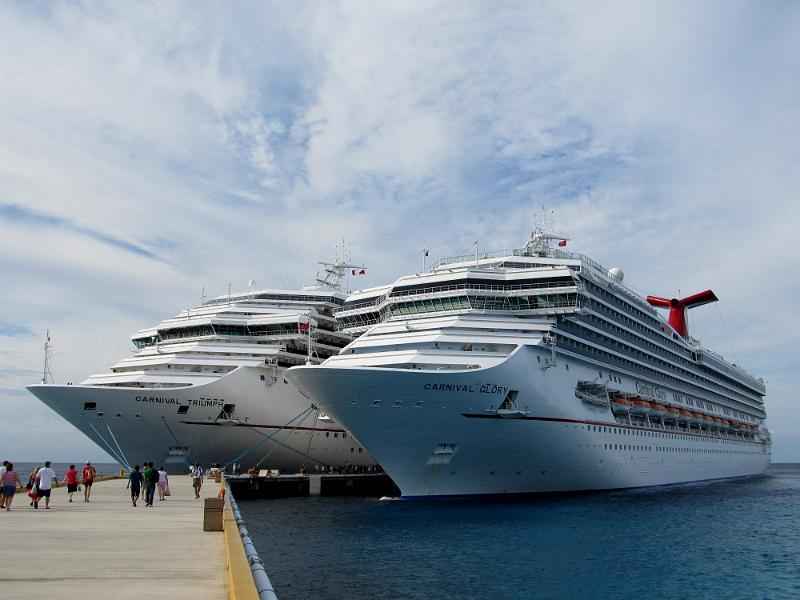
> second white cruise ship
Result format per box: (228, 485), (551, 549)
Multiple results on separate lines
(27, 260), (374, 472)
(286, 223), (771, 497)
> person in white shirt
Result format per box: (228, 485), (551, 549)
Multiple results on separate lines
(156, 466), (169, 501)
(35, 461), (59, 509)
(191, 463), (203, 499)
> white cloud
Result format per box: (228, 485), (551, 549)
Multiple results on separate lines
(1, 1), (798, 461)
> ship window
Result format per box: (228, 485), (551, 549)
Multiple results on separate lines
(358, 448), (363, 453)
(178, 406), (189, 415)
(260, 375), (266, 381)
(342, 433), (346, 438)
(326, 432), (330, 438)
(334, 433), (338, 438)
(84, 402), (96, 411)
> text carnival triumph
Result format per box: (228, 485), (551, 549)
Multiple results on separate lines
(134, 395), (225, 408)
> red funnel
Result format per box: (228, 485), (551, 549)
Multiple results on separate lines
(646, 290), (718, 338)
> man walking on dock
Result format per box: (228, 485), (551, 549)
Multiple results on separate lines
(143, 463), (158, 507)
(35, 461), (58, 510)
(82, 462), (96, 502)
(191, 463), (203, 499)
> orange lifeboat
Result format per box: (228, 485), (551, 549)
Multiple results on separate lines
(678, 409), (692, 422)
(690, 411), (704, 425)
(649, 402), (666, 417)
(611, 395), (631, 413)
(665, 406), (680, 421)
(631, 398), (652, 415)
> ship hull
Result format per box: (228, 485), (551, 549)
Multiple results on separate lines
(27, 366), (372, 473)
(285, 346), (770, 497)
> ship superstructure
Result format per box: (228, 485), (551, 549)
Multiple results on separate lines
(27, 260), (374, 472)
(286, 222), (770, 497)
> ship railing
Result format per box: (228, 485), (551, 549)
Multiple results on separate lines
(388, 280), (577, 299)
(339, 282), (578, 315)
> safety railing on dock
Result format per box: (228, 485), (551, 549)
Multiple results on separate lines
(227, 483), (279, 600)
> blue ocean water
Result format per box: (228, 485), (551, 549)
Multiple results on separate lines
(240, 464), (800, 600)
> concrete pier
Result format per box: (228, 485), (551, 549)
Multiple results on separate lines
(0, 475), (227, 599)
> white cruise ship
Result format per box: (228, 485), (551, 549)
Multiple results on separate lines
(285, 224), (771, 497)
(27, 261), (374, 473)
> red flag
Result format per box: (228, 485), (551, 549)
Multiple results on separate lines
(298, 322), (310, 332)
(558, 240), (567, 247)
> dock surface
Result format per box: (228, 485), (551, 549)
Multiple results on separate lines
(0, 475), (226, 599)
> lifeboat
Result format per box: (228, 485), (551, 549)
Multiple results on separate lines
(649, 402), (666, 417)
(690, 411), (704, 425)
(630, 398), (651, 415)
(665, 406), (680, 421)
(678, 409), (692, 422)
(702, 414), (714, 425)
(611, 395), (631, 413)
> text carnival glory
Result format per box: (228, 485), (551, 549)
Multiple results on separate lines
(423, 382), (508, 395)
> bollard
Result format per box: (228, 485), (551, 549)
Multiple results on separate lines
(120, 468), (125, 477)
(203, 497), (224, 531)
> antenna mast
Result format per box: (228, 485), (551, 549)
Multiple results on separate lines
(41, 330), (53, 384)
(314, 240), (366, 290)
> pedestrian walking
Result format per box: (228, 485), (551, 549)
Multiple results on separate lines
(35, 461), (58, 510)
(156, 466), (169, 501)
(127, 465), (143, 507)
(82, 461), (96, 502)
(1, 462), (21, 511)
(63, 465), (79, 502)
(143, 462), (158, 506)
(0, 460), (8, 509)
(191, 462), (203, 499)
(26, 465), (39, 506)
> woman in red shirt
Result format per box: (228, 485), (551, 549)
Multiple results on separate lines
(64, 465), (79, 502)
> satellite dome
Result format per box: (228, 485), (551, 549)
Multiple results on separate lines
(608, 267), (624, 283)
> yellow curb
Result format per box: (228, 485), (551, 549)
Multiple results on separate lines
(224, 506), (260, 600)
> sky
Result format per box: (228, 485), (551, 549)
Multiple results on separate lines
(1, 1), (798, 462)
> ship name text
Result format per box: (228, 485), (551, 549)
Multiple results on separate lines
(134, 395), (225, 408)
(634, 382), (667, 401)
(423, 383), (508, 395)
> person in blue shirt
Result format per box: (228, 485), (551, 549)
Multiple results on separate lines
(127, 465), (144, 507)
